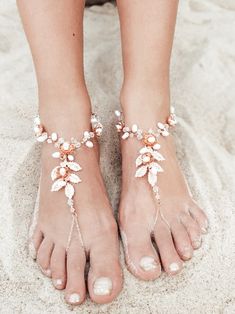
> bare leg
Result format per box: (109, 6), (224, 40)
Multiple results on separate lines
(17, 0), (122, 304)
(116, 0), (208, 280)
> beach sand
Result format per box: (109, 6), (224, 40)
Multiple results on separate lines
(0, 0), (235, 313)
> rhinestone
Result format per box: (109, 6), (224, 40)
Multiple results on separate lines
(68, 155), (74, 161)
(51, 132), (58, 141)
(147, 136), (156, 144)
(123, 127), (130, 133)
(86, 141), (94, 148)
(122, 132), (129, 140)
(142, 155), (151, 163)
(34, 116), (40, 125)
(59, 168), (67, 176)
(132, 124), (138, 133)
(115, 110), (121, 117)
(157, 122), (164, 129)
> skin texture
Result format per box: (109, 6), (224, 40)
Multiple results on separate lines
(116, 0), (208, 280)
(17, 0), (209, 305)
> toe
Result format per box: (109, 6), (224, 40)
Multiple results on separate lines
(37, 238), (54, 277)
(189, 203), (209, 234)
(171, 220), (193, 261)
(180, 212), (202, 249)
(29, 227), (43, 259)
(65, 241), (86, 305)
(120, 227), (161, 281)
(50, 245), (66, 290)
(154, 221), (184, 275)
(88, 232), (123, 304)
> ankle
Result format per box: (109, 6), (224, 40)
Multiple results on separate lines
(38, 86), (92, 137)
(120, 83), (171, 126)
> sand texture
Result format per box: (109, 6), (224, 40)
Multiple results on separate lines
(0, 0), (235, 313)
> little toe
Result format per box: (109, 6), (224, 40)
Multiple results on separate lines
(50, 245), (66, 290)
(154, 221), (184, 275)
(88, 236), (123, 304)
(29, 227), (43, 259)
(65, 242), (86, 305)
(121, 228), (161, 281)
(189, 204), (209, 234)
(36, 238), (54, 277)
(180, 212), (202, 249)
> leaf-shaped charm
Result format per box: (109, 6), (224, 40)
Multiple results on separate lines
(135, 155), (143, 167)
(139, 147), (151, 154)
(150, 162), (163, 173)
(152, 151), (165, 161)
(68, 173), (81, 184)
(52, 151), (61, 158)
(51, 179), (66, 192)
(148, 171), (157, 187)
(67, 162), (82, 172)
(65, 183), (75, 199)
(51, 166), (60, 181)
(135, 165), (148, 177)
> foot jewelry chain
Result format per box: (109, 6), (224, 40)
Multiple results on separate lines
(34, 113), (103, 252)
(115, 106), (177, 203)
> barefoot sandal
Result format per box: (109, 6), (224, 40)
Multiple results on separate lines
(33, 114), (103, 252)
(115, 107), (177, 273)
(115, 106), (177, 229)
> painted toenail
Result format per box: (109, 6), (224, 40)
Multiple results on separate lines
(169, 262), (180, 272)
(139, 256), (158, 271)
(43, 268), (51, 277)
(93, 277), (112, 296)
(53, 279), (63, 287)
(193, 239), (201, 248)
(68, 293), (80, 304)
(182, 248), (192, 259)
(201, 227), (207, 234)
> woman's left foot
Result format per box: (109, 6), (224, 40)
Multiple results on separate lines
(118, 92), (209, 281)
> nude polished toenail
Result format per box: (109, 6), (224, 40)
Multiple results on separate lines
(193, 239), (201, 248)
(53, 279), (63, 286)
(43, 268), (51, 277)
(93, 277), (112, 296)
(68, 293), (80, 304)
(169, 263), (180, 272)
(139, 256), (158, 271)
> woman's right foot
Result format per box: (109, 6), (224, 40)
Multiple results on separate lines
(30, 100), (122, 305)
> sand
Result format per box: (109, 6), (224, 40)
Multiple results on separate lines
(0, 0), (235, 313)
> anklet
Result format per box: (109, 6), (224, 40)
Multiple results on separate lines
(115, 106), (177, 202)
(33, 113), (103, 252)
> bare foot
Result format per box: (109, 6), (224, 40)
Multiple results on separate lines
(30, 102), (122, 305)
(118, 91), (208, 281)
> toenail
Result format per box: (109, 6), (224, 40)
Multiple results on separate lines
(201, 227), (207, 234)
(182, 248), (192, 259)
(53, 279), (63, 287)
(139, 256), (158, 271)
(193, 239), (201, 248)
(169, 262), (180, 273)
(43, 268), (51, 277)
(93, 277), (112, 296)
(68, 293), (80, 304)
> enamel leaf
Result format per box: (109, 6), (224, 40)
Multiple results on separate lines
(148, 171), (157, 187)
(150, 162), (163, 173)
(65, 183), (75, 199)
(152, 151), (165, 161)
(135, 165), (148, 177)
(51, 166), (60, 181)
(139, 147), (151, 154)
(51, 179), (66, 192)
(69, 173), (81, 184)
(135, 155), (143, 167)
(67, 162), (82, 172)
